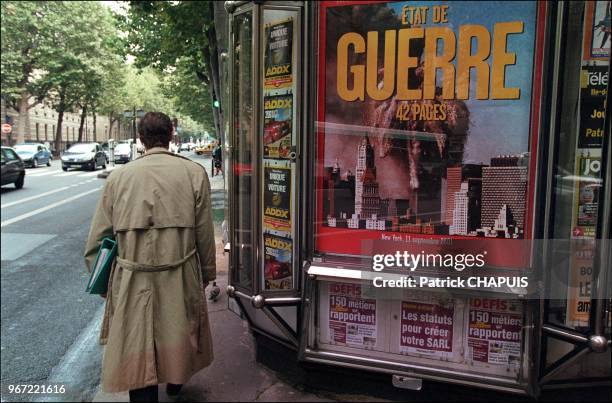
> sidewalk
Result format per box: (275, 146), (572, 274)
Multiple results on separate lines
(97, 164), (119, 179)
(91, 238), (330, 402)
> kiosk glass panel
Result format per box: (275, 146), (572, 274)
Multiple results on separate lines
(231, 11), (255, 290)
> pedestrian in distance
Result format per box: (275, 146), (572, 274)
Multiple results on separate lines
(212, 141), (223, 177)
(84, 112), (216, 402)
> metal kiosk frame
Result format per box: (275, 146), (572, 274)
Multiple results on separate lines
(222, 0), (611, 398)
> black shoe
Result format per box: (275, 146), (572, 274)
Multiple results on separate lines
(166, 383), (183, 396)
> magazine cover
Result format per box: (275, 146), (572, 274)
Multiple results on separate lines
(316, 1), (545, 268)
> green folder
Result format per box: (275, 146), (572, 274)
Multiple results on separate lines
(86, 237), (117, 294)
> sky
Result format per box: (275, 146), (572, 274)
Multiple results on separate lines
(99, 0), (127, 15)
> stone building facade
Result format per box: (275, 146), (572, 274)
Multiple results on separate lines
(1, 98), (132, 153)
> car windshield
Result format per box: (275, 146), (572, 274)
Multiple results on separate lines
(68, 144), (95, 153)
(14, 144), (38, 153)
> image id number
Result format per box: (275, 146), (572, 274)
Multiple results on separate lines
(7, 384), (66, 394)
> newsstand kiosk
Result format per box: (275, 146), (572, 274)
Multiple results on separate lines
(222, 0), (611, 397)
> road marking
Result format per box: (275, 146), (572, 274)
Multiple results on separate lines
(53, 171), (82, 177)
(1, 179), (97, 208)
(1, 187), (101, 227)
(1, 186), (72, 208)
(33, 304), (105, 402)
(27, 170), (62, 177)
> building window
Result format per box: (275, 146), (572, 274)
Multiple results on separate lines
(44, 124), (48, 140)
(35, 123), (40, 141)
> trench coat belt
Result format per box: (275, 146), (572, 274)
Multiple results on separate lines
(116, 249), (197, 272)
(101, 247), (206, 352)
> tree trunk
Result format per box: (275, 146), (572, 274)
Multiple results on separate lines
(205, 18), (223, 141)
(93, 110), (97, 142)
(78, 106), (87, 142)
(16, 90), (29, 145)
(107, 112), (114, 139)
(54, 110), (65, 152)
(202, 46), (221, 141)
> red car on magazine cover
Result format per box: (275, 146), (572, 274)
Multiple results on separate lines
(264, 120), (291, 145)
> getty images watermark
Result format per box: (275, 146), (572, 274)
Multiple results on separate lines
(370, 251), (529, 289)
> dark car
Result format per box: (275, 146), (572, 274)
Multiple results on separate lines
(13, 143), (52, 168)
(60, 142), (107, 171)
(1, 147), (26, 189)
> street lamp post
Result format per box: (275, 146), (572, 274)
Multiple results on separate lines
(123, 108), (145, 160)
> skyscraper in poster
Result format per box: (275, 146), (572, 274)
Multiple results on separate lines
(450, 178), (482, 235)
(481, 155), (528, 230)
(354, 133), (377, 218)
(444, 164), (484, 225)
(450, 182), (469, 235)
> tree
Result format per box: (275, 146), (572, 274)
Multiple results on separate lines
(122, 1), (223, 139)
(1, 2), (66, 144)
(161, 58), (215, 132)
(97, 63), (128, 141)
(39, 2), (121, 152)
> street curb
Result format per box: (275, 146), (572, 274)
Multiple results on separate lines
(97, 167), (117, 179)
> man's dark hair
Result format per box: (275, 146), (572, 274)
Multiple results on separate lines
(138, 112), (173, 149)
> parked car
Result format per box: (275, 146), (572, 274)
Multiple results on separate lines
(61, 143), (107, 171)
(113, 143), (132, 164)
(1, 147), (26, 189)
(179, 143), (191, 152)
(195, 142), (214, 155)
(13, 143), (52, 168)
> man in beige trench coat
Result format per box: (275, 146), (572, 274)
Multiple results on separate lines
(84, 112), (216, 402)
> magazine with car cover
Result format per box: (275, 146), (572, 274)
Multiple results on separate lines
(86, 237), (117, 294)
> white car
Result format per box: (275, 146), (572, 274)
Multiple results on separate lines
(113, 143), (132, 163)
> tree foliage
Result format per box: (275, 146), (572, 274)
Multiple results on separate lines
(40, 2), (124, 151)
(1, 1), (211, 146)
(1, 2), (68, 143)
(1, 2), (56, 108)
(122, 1), (221, 137)
(1, 2), (125, 147)
(161, 58), (215, 131)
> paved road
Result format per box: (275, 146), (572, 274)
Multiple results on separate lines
(0, 152), (224, 402)
(1, 158), (108, 402)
